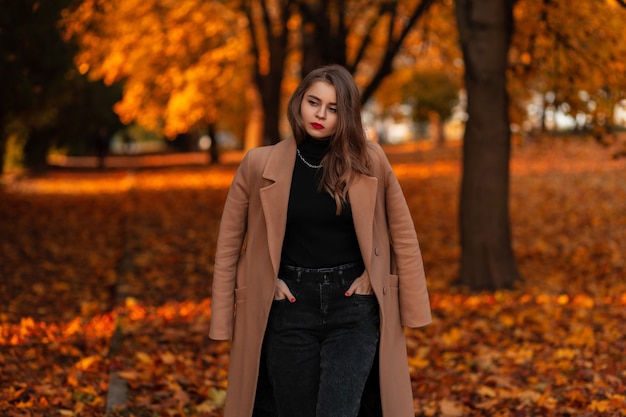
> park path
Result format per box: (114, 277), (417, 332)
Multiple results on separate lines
(47, 150), (244, 170)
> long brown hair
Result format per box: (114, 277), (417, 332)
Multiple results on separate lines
(287, 64), (371, 214)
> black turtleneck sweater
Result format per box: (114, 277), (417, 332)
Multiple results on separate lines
(280, 136), (362, 268)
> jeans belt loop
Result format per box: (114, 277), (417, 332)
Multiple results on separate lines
(279, 261), (364, 283)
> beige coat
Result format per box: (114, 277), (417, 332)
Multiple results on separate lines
(209, 138), (432, 417)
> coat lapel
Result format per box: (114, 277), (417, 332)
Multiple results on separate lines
(349, 174), (378, 269)
(259, 139), (296, 277)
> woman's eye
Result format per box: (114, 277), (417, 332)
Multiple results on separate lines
(329, 107), (337, 113)
(308, 100), (318, 106)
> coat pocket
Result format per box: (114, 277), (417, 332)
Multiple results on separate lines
(388, 273), (399, 289)
(235, 287), (247, 302)
(383, 274), (402, 326)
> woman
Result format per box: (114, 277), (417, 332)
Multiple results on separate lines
(209, 64), (431, 417)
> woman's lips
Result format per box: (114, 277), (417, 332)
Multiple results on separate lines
(311, 123), (324, 130)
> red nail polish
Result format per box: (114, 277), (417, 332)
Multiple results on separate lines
(290, 297), (295, 303)
(345, 291), (351, 297)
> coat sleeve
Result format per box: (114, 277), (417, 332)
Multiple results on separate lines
(373, 143), (432, 328)
(209, 152), (252, 340)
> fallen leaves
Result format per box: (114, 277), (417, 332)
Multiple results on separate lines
(1, 137), (626, 416)
(409, 289), (626, 415)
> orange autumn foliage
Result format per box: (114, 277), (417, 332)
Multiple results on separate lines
(61, 0), (249, 138)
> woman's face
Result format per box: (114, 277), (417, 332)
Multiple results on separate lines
(300, 81), (338, 139)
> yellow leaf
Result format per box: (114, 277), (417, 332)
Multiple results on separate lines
(556, 294), (569, 305)
(477, 385), (497, 398)
(474, 398), (499, 409)
(408, 356), (430, 369)
(609, 394), (625, 408)
(117, 370), (140, 381)
(208, 388), (227, 408)
(572, 294), (595, 309)
(565, 326), (595, 347)
(589, 400), (609, 412)
(439, 399), (465, 416)
(553, 348), (577, 360)
(135, 351), (153, 365)
(499, 314), (515, 327)
(67, 372), (79, 387)
(75, 355), (101, 371)
(196, 400), (217, 413)
(441, 327), (462, 347)
(517, 390), (541, 403)
(161, 351), (176, 365)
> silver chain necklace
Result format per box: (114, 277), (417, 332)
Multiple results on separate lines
(296, 148), (323, 169)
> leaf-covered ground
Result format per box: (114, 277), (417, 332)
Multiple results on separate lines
(1, 137), (625, 416)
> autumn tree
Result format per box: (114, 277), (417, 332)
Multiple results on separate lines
(240, 0), (292, 148)
(371, 1), (462, 145)
(66, 0), (441, 148)
(508, 0), (626, 136)
(0, 0), (120, 173)
(452, 0), (626, 290)
(454, 0), (521, 290)
(376, 68), (459, 144)
(242, 0), (438, 145)
(62, 0), (249, 154)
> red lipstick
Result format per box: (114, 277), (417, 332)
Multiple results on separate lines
(311, 123), (324, 130)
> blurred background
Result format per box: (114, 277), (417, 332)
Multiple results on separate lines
(2, 0), (625, 174)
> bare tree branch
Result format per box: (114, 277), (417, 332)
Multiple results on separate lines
(360, 0), (436, 103)
(347, 4), (386, 73)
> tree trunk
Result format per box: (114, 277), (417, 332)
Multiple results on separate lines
(429, 112), (446, 147)
(256, 29), (285, 146)
(455, 0), (521, 290)
(207, 123), (219, 165)
(244, 84), (264, 151)
(0, 134), (6, 175)
(259, 73), (283, 146)
(300, 1), (327, 77)
(299, 0), (347, 77)
(243, 0), (290, 146)
(23, 127), (54, 173)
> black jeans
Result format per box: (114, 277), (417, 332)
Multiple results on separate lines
(264, 262), (380, 417)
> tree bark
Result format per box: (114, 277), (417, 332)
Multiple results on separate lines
(299, 0), (347, 77)
(207, 123), (219, 165)
(258, 71), (284, 146)
(0, 132), (6, 175)
(429, 112), (446, 147)
(244, 83), (264, 151)
(23, 127), (54, 173)
(455, 0), (521, 290)
(243, 0), (291, 146)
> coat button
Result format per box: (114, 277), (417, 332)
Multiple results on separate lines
(383, 286), (388, 295)
(374, 248), (380, 256)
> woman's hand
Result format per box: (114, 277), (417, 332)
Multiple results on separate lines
(274, 278), (296, 302)
(345, 272), (373, 296)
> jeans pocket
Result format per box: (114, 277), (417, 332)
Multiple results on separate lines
(352, 293), (376, 301)
(352, 293), (379, 319)
(278, 277), (302, 299)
